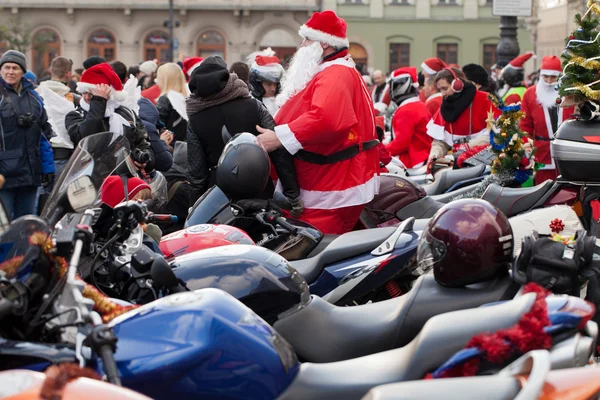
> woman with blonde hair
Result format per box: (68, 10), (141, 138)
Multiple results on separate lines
(156, 62), (189, 144)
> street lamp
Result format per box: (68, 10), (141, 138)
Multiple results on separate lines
(163, 0), (180, 62)
(496, 16), (520, 67)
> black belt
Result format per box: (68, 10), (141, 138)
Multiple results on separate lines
(295, 139), (380, 165)
(53, 147), (73, 160)
(533, 136), (552, 142)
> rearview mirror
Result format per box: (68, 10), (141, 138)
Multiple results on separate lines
(67, 175), (96, 213)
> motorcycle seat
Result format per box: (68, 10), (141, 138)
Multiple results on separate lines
(273, 273), (515, 363)
(423, 164), (486, 196)
(481, 180), (555, 217)
(278, 293), (536, 400)
(395, 196), (444, 221)
(289, 227), (397, 283)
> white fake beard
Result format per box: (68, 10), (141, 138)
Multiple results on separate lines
(276, 42), (323, 107)
(536, 79), (559, 109)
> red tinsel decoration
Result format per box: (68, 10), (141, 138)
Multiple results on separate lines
(549, 218), (565, 233)
(456, 144), (489, 167)
(431, 283), (551, 379)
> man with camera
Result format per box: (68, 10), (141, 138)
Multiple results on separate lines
(66, 62), (155, 172)
(0, 50), (55, 219)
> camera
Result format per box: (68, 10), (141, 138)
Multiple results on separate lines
(132, 148), (152, 165)
(17, 113), (38, 128)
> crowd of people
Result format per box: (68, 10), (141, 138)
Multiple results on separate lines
(0, 9), (569, 237)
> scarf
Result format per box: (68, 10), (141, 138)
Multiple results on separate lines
(186, 73), (250, 115)
(79, 98), (129, 137)
(440, 81), (477, 123)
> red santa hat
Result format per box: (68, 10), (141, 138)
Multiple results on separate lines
(76, 62), (126, 102)
(298, 10), (349, 49)
(251, 55), (284, 80)
(420, 58), (447, 75)
(391, 66), (418, 83)
(101, 176), (151, 208)
(540, 55), (561, 76)
(505, 52), (534, 70)
(183, 57), (204, 78)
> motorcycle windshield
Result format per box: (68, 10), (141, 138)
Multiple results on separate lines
(41, 132), (132, 220)
(185, 186), (233, 227)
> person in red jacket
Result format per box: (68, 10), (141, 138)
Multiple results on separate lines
(256, 11), (379, 234)
(520, 55), (574, 184)
(419, 57), (447, 102)
(385, 67), (432, 171)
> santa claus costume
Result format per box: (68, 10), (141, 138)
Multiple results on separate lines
(427, 68), (501, 160)
(385, 67), (432, 170)
(273, 10), (379, 234)
(520, 56), (574, 184)
(502, 52), (534, 105)
(420, 57), (447, 103)
(426, 92), (443, 116)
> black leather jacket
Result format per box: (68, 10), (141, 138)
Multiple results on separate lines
(187, 97), (299, 203)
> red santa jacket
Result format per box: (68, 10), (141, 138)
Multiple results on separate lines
(425, 93), (443, 116)
(386, 97), (432, 168)
(274, 56), (379, 210)
(520, 85), (574, 170)
(427, 90), (501, 151)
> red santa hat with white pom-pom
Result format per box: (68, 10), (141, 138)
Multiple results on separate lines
(183, 57), (204, 78)
(76, 62), (127, 102)
(298, 10), (349, 48)
(540, 55), (561, 76)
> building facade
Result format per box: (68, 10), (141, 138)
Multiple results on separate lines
(535, 0), (579, 62)
(0, 0), (533, 77)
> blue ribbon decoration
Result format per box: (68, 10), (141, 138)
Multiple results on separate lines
(489, 131), (512, 151)
(513, 169), (532, 184)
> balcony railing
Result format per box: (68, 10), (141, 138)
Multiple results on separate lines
(1, 0), (319, 10)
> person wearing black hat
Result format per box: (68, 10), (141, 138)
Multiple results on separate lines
(185, 56), (301, 214)
(0, 50), (55, 219)
(462, 63), (498, 100)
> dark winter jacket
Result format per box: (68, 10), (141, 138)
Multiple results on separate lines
(138, 98), (173, 172)
(157, 94), (188, 143)
(187, 97), (299, 203)
(65, 95), (155, 171)
(160, 141), (190, 235)
(0, 77), (55, 189)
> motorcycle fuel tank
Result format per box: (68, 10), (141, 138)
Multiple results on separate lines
(171, 245), (310, 324)
(108, 288), (300, 400)
(159, 224), (255, 258)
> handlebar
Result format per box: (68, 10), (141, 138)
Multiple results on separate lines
(0, 298), (14, 321)
(85, 325), (121, 386)
(99, 343), (121, 386)
(147, 213), (178, 223)
(257, 211), (298, 235)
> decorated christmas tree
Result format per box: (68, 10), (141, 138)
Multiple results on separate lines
(558, 3), (600, 109)
(487, 96), (538, 186)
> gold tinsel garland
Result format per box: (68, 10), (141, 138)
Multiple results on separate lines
(569, 55), (600, 70)
(566, 82), (600, 100)
(586, 0), (600, 17)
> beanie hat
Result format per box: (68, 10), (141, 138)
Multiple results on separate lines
(299, 10), (349, 48)
(251, 55), (284, 82)
(182, 57), (204, 78)
(421, 58), (446, 75)
(139, 60), (158, 76)
(76, 62), (127, 101)
(462, 63), (490, 87)
(0, 50), (27, 72)
(24, 70), (37, 83)
(83, 55), (106, 70)
(101, 176), (151, 208)
(188, 55), (230, 97)
(540, 55), (561, 76)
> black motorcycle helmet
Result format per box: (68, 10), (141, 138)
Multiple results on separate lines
(216, 133), (271, 200)
(500, 66), (524, 87)
(249, 56), (284, 100)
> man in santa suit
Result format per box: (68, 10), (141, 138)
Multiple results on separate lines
(501, 52), (534, 105)
(520, 55), (574, 184)
(256, 10), (379, 234)
(385, 67), (432, 171)
(371, 69), (391, 114)
(419, 57), (447, 102)
(423, 75), (443, 115)
(426, 67), (501, 169)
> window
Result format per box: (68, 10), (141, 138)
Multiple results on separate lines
(32, 29), (61, 77)
(350, 43), (368, 75)
(389, 43), (410, 72)
(197, 31), (226, 59)
(144, 31), (170, 63)
(88, 30), (116, 62)
(482, 44), (497, 71)
(438, 0), (458, 4)
(341, 0), (367, 3)
(389, 0), (410, 4)
(437, 43), (458, 65)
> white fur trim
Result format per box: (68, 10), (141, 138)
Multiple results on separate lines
(426, 118), (488, 147)
(319, 56), (355, 72)
(421, 62), (436, 75)
(275, 124), (303, 155)
(539, 104), (560, 170)
(187, 61), (203, 77)
(426, 92), (443, 103)
(299, 174), (379, 209)
(299, 24), (349, 48)
(113, 90), (126, 102)
(391, 73), (411, 81)
(398, 96), (420, 108)
(76, 82), (97, 94)
(540, 69), (560, 76)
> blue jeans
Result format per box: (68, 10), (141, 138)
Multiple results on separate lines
(54, 158), (69, 181)
(0, 186), (40, 219)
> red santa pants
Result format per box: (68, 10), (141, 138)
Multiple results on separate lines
(535, 169), (558, 185)
(300, 205), (364, 234)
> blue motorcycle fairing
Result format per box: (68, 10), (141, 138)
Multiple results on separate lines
(106, 288), (300, 400)
(0, 338), (76, 371)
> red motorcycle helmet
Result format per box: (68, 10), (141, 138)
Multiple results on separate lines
(417, 199), (513, 287)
